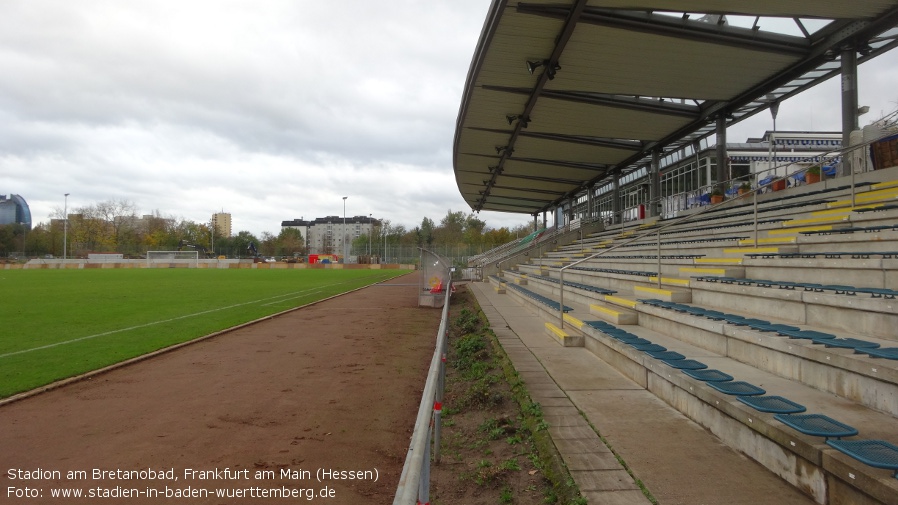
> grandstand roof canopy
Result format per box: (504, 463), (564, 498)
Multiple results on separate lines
(453, 0), (898, 215)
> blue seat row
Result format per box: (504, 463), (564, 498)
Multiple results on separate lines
(570, 266), (657, 277)
(693, 276), (898, 299)
(745, 250), (898, 260)
(526, 273), (616, 295)
(799, 224), (898, 236)
(587, 316), (898, 476)
(639, 299), (895, 358)
(505, 283), (573, 312)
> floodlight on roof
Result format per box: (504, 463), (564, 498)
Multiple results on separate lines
(506, 114), (530, 127)
(526, 59), (545, 74)
(526, 59), (561, 79)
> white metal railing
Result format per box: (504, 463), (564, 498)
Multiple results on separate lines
(392, 277), (452, 505)
(557, 130), (898, 328)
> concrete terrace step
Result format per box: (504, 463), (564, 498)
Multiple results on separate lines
(474, 280), (898, 505)
(647, 276), (691, 287)
(827, 187), (898, 208)
(679, 266), (745, 278)
(738, 236), (798, 246)
(694, 257), (744, 265)
(589, 301), (638, 325)
(633, 284), (691, 303)
(723, 246), (799, 256)
(544, 321), (584, 347)
(781, 215), (852, 228)
(767, 223), (853, 235)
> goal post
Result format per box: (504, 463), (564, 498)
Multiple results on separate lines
(146, 250), (199, 267)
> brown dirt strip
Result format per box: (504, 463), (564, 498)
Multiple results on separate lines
(0, 271), (439, 504)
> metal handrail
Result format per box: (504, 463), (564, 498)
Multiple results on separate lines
(392, 277), (452, 505)
(557, 131), (897, 328)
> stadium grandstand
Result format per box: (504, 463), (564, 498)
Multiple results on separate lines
(452, 1), (898, 504)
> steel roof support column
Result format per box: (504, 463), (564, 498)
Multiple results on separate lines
(587, 185), (594, 221)
(716, 116), (728, 193)
(650, 149), (661, 218)
(612, 177), (621, 224)
(533, 214), (538, 232)
(841, 47), (859, 177)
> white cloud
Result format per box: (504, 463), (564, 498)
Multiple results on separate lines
(2, 1), (896, 239)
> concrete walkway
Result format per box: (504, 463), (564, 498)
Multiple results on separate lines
(469, 281), (817, 505)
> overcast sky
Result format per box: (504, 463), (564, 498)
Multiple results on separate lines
(2, 2), (897, 237)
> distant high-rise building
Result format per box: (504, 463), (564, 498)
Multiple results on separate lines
(0, 194), (32, 230)
(212, 212), (232, 237)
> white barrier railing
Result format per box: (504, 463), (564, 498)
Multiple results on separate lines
(392, 278), (452, 505)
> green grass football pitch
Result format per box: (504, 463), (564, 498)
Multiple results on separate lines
(0, 268), (409, 399)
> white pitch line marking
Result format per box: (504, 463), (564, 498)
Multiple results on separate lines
(0, 275), (390, 359)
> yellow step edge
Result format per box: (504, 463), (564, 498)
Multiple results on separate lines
(811, 204), (882, 216)
(723, 247), (782, 254)
(694, 258), (744, 265)
(544, 322), (568, 338)
(634, 285), (677, 296)
(827, 188), (898, 208)
(590, 304), (627, 317)
(768, 225), (834, 235)
(648, 276), (691, 287)
(563, 314), (585, 329)
(679, 266), (730, 275)
(782, 216), (850, 227)
(738, 237), (797, 245)
(871, 180), (898, 190)
(603, 295), (639, 309)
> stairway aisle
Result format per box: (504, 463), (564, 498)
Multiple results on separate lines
(469, 281), (816, 505)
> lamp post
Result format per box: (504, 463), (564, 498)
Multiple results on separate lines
(342, 196), (348, 263)
(63, 193), (69, 262)
(368, 213), (372, 258)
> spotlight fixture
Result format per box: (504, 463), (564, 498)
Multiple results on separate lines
(506, 114), (531, 127)
(526, 59), (561, 80)
(495, 145), (512, 155)
(526, 59), (545, 74)
(859, 43), (873, 56)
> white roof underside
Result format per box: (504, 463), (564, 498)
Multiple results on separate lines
(454, 0), (898, 214)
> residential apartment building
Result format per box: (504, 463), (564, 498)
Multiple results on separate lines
(281, 215), (378, 256)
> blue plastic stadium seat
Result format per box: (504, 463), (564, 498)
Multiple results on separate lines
(663, 359), (707, 370)
(632, 343), (666, 353)
(732, 318), (771, 327)
(647, 350), (685, 361)
(856, 347), (898, 360)
(822, 285), (858, 295)
(706, 381), (766, 396)
(755, 323), (802, 334)
(826, 439), (898, 478)
(818, 338), (880, 350)
(779, 329), (836, 340)
(857, 287), (898, 299)
(774, 413), (858, 440)
(737, 395), (806, 414)
(682, 369), (733, 382)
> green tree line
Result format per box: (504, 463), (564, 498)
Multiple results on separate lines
(1, 201), (533, 260)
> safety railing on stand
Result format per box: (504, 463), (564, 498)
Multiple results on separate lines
(392, 275), (452, 505)
(557, 129), (898, 329)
